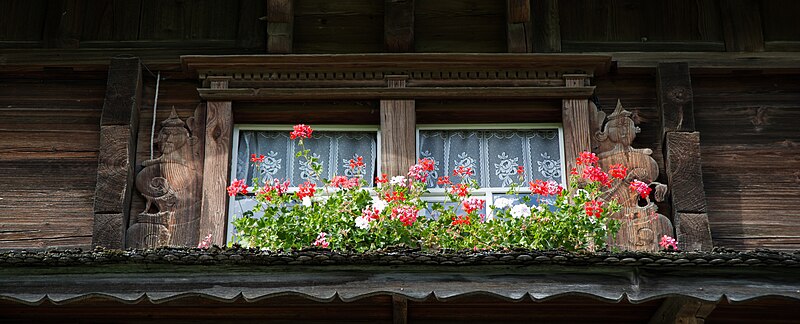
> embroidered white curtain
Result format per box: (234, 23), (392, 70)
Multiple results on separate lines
(236, 130), (378, 186)
(418, 129), (562, 188)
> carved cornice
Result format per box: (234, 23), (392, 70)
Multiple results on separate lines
(181, 54), (611, 101)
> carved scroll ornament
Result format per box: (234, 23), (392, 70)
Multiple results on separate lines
(593, 100), (674, 252)
(127, 107), (203, 248)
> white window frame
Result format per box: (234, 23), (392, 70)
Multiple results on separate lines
(228, 124), (381, 242)
(416, 123), (566, 218)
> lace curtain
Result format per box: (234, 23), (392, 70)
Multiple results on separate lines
(235, 130), (378, 187)
(419, 129), (562, 188)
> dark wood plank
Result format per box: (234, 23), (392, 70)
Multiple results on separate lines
(236, 0), (267, 49)
(267, 0), (293, 53)
(392, 294), (408, 324)
(506, 0), (532, 53)
(665, 132), (706, 213)
(0, 0), (47, 42)
(43, 0), (85, 49)
(93, 125), (135, 215)
(92, 212), (125, 249)
(760, 0), (800, 43)
(656, 62), (695, 146)
(675, 212), (713, 252)
(415, 0), (505, 53)
(720, 0), (765, 52)
(380, 76), (415, 177)
(531, 0), (560, 52)
(648, 296), (716, 324)
(294, 1), (384, 54)
(385, 0), (414, 52)
(200, 80), (232, 246)
(101, 57), (142, 126)
(80, 0), (141, 42)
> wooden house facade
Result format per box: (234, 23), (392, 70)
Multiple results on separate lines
(1, 1), (800, 322)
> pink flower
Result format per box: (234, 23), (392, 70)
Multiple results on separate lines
(361, 207), (381, 221)
(453, 165), (474, 177)
(449, 184), (469, 197)
(630, 180), (652, 199)
(312, 232), (329, 248)
(330, 175), (358, 189)
(576, 151), (599, 166)
(461, 198), (485, 214)
(296, 181), (316, 199)
(659, 235), (678, 250)
(227, 179), (248, 196)
(608, 164), (627, 179)
(250, 154), (266, 163)
(407, 163), (428, 182)
(290, 124), (313, 140)
(391, 206), (418, 226)
(584, 200), (604, 218)
(529, 179), (563, 196)
(583, 166), (611, 187)
(197, 233), (213, 249)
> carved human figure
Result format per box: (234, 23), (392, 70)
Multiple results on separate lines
(127, 108), (201, 248)
(593, 100), (673, 252)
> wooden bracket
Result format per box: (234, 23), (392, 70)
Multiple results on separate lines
(532, 0), (561, 52)
(507, 0), (532, 53)
(380, 75), (415, 177)
(649, 297), (717, 324)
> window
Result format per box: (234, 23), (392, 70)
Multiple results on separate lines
(228, 125), (380, 241)
(417, 124), (565, 217)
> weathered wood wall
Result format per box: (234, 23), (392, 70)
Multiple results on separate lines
(0, 77), (105, 249)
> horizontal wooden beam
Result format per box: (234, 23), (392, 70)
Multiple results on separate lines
(197, 86), (596, 101)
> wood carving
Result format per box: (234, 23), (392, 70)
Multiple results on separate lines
(594, 100), (674, 252)
(127, 107), (204, 248)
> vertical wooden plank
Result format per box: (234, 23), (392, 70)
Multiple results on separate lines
(384, 0), (415, 52)
(267, 0), (294, 53)
(561, 74), (591, 182)
(380, 76), (415, 177)
(507, 0), (532, 53)
(720, 0), (765, 52)
(200, 79), (233, 246)
(657, 62), (695, 142)
(666, 132), (712, 251)
(531, 0), (560, 52)
(649, 296), (716, 324)
(93, 57), (142, 249)
(392, 294), (408, 324)
(237, 0), (267, 49)
(43, 0), (85, 48)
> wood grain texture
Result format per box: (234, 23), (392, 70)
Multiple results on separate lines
(200, 80), (232, 246)
(675, 212), (713, 252)
(267, 0), (293, 53)
(649, 296), (717, 324)
(657, 62), (695, 135)
(380, 77), (415, 177)
(392, 294), (408, 324)
(236, 0), (267, 49)
(43, 0), (85, 48)
(506, 0), (531, 53)
(101, 57), (142, 126)
(293, 0), (383, 53)
(720, 0), (765, 52)
(415, 0), (505, 52)
(665, 132), (706, 213)
(385, 0), (414, 52)
(531, 0), (560, 52)
(561, 75), (591, 181)
(91, 213), (124, 249)
(94, 125), (134, 214)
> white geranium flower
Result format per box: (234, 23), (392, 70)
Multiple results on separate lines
(355, 216), (370, 229)
(510, 204), (531, 218)
(302, 196), (312, 207)
(574, 189), (589, 199)
(371, 197), (388, 211)
(492, 197), (516, 209)
(390, 175), (406, 185)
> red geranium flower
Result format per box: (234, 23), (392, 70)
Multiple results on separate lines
(290, 124), (313, 140)
(608, 164), (627, 179)
(516, 165), (525, 175)
(584, 200), (604, 218)
(296, 181), (316, 199)
(451, 215), (471, 226)
(630, 180), (652, 199)
(576, 151), (599, 166)
(250, 154), (266, 163)
(449, 183), (469, 197)
(227, 179), (248, 196)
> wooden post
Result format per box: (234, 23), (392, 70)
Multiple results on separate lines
(649, 297), (717, 324)
(720, 0), (765, 52)
(507, 0), (532, 53)
(199, 79), (233, 246)
(93, 57), (142, 249)
(562, 74), (591, 183)
(532, 0), (561, 53)
(392, 294), (408, 324)
(380, 75), (416, 177)
(237, 0), (268, 49)
(385, 0), (415, 52)
(657, 62), (712, 251)
(267, 0), (294, 53)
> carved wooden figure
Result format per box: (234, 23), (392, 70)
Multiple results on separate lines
(127, 107), (204, 248)
(593, 100), (674, 252)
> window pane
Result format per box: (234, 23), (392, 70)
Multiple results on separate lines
(236, 130), (378, 187)
(419, 129), (562, 188)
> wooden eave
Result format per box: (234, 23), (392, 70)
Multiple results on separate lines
(181, 54), (610, 101)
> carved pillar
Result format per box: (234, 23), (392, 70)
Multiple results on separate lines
(127, 107), (205, 248)
(380, 75), (416, 177)
(200, 78), (233, 246)
(562, 74), (591, 188)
